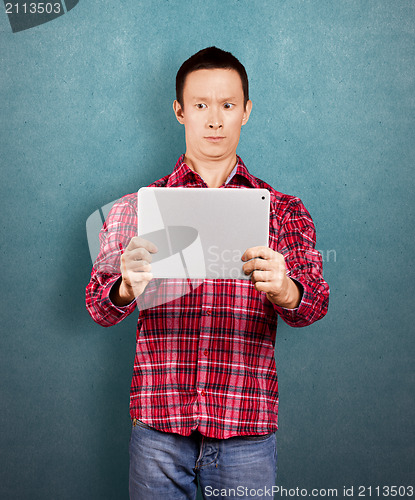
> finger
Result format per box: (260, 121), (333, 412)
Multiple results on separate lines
(253, 280), (275, 293)
(129, 271), (154, 283)
(243, 258), (275, 275)
(249, 270), (273, 283)
(128, 262), (152, 273)
(241, 246), (274, 262)
(126, 236), (158, 254)
(124, 270), (154, 286)
(121, 256), (152, 276)
(126, 246), (155, 264)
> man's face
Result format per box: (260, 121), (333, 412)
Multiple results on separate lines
(173, 68), (252, 164)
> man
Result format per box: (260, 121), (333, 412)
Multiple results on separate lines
(86, 47), (329, 499)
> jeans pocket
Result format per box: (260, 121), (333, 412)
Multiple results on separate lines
(239, 432), (274, 441)
(132, 418), (154, 430)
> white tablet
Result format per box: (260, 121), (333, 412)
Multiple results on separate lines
(137, 187), (270, 279)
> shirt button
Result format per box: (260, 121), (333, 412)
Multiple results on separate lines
(201, 390), (206, 397)
(206, 309), (211, 315)
(204, 349), (208, 356)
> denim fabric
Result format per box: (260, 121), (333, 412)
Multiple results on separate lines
(129, 420), (277, 499)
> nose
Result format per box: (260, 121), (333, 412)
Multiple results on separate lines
(208, 108), (223, 129)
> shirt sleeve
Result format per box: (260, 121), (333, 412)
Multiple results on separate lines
(271, 197), (330, 327)
(85, 195), (138, 327)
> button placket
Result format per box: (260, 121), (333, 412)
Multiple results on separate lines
(196, 280), (215, 410)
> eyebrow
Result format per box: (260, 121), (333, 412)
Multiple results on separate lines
(191, 96), (238, 101)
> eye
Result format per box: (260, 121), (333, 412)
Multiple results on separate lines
(223, 102), (234, 109)
(196, 103), (207, 109)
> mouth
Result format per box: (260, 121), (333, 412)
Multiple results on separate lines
(204, 136), (225, 143)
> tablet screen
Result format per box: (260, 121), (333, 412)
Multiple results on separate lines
(138, 187), (270, 279)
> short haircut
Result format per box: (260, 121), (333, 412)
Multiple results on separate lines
(176, 46), (249, 109)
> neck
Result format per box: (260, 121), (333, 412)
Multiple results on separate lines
(184, 153), (237, 188)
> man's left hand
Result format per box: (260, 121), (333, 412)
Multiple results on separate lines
(241, 246), (302, 309)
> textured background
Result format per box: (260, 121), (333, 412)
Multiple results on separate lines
(1, 1), (414, 498)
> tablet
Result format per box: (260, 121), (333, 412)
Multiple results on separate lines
(137, 187), (270, 279)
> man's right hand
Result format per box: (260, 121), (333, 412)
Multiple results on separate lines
(110, 236), (158, 306)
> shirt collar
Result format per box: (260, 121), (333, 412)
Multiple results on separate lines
(165, 154), (260, 188)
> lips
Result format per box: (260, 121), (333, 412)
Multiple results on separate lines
(205, 136), (225, 142)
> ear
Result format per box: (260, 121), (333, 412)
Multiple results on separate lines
(242, 100), (253, 126)
(173, 100), (185, 125)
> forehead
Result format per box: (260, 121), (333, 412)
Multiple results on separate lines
(183, 68), (244, 99)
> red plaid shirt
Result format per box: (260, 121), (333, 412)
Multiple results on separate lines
(86, 155), (329, 439)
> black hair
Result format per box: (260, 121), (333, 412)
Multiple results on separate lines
(175, 46), (249, 108)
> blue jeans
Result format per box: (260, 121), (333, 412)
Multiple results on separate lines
(129, 420), (277, 499)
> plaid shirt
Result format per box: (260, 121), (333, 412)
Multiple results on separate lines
(86, 155), (329, 439)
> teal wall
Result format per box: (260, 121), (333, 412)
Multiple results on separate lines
(1, 1), (414, 498)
